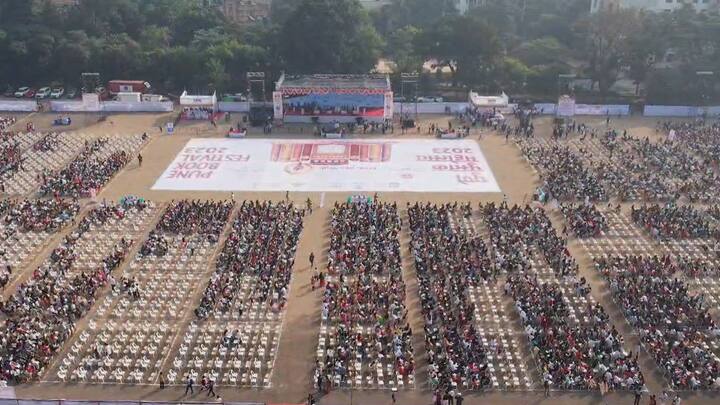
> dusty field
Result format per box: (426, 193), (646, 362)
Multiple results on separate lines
(1, 112), (718, 405)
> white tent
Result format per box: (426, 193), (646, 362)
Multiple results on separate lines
(179, 90), (217, 111)
(179, 90), (218, 120)
(468, 91), (509, 108)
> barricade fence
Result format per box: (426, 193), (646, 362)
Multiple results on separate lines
(394, 102), (631, 116)
(218, 102), (250, 113)
(49, 101), (174, 113)
(0, 400), (263, 405)
(0, 100), (39, 112)
(643, 105), (720, 117)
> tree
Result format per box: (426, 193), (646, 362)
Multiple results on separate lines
(414, 15), (501, 87)
(385, 25), (421, 73)
(512, 37), (568, 67)
(371, 0), (458, 37)
(55, 31), (91, 84)
(279, 0), (382, 74)
(205, 58), (230, 92)
(576, 9), (641, 97)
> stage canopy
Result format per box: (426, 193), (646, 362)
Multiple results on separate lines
(274, 74), (392, 123)
(469, 91), (509, 108)
(180, 90), (217, 110)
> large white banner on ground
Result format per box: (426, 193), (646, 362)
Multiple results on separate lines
(153, 138), (501, 193)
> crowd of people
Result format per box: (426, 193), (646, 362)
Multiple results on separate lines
(140, 200), (234, 257)
(0, 203), (135, 383)
(0, 198), (79, 291)
(1, 198), (79, 233)
(38, 138), (131, 197)
(315, 202), (414, 390)
(483, 203), (578, 278)
(595, 256), (720, 389)
(506, 273), (645, 391)
(520, 142), (606, 202)
(155, 200), (234, 239)
(0, 116), (16, 134)
(0, 140), (23, 176)
(32, 132), (61, 153)
(662, 120), (720, 203)
(481, 203), (643, 390)
(195, 201), (304, 318)
(408, 202), (492, 391)
(182, 107), (214, 120)
(519, 118), (720, 204)
(631, 204), (717, 240)
(326, 202), (402, 277)
(560, 203), (609, 238)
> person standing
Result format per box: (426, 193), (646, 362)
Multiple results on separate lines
(199, 375), (208, 392)
(184, 375), (194, 395)
(309, 252), (315, 268)
(159, 373), (165, 389)
(634, 386), (643, 405)
(137, 154), (143, 167)
(543, 372), (551, 397)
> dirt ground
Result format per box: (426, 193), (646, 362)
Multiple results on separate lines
(2, 111), (719, 405)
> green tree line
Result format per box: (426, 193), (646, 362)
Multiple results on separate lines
(1, 0), (719, 103)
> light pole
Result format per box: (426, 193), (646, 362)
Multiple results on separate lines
(696, 71), (714, 107)
(246, 71), (266, 102)
(557, 74), (576, 98)
(400, 72), (419, 133)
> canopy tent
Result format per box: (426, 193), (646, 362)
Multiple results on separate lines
(179, 90), (218, 120)
(180, 90), (217, 110)
(468, 91), (509, 108)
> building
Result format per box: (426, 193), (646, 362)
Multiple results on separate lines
(591, 0), (719, 13)
(359, 0), (487, 14)
(454, 0), (487, 14)
(217, 0), (271, 24)
(358, 0), (392, 10)
(49, 0), (79, 6)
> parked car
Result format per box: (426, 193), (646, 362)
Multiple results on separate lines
(36, 87), (51, 99)
(417, 96), (444, 103)
(65, 88), (78, 99)
(14, 87), (31, 98)
(24, 88), (37, 98)
(50, 87), (65, 99)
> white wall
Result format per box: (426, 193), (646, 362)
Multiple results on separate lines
(50, 100), (174, 112)
(218, 101), (250, 113)
(0, 100), (39, 112)
(643, 105), (720, 117)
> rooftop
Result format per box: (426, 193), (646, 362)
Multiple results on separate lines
(277, 74), (390, 90)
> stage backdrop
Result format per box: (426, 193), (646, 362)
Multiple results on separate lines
(153, 139), (500, 193)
